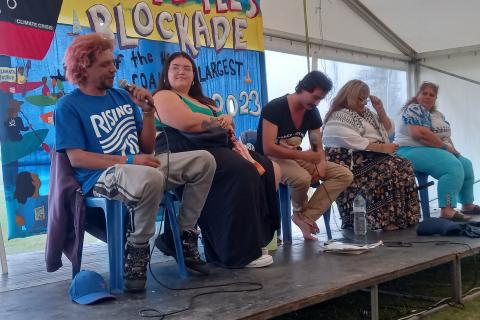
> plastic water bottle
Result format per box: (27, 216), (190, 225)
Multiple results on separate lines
(353, 194), (367, 236)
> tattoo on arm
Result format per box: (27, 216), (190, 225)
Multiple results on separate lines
(201, 117), (219, 130)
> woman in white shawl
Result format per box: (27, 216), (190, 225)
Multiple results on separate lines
(323, 80), (420, 231)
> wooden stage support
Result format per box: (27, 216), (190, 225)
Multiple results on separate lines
(1, 227), (480, 320)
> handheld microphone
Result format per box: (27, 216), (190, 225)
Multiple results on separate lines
(309, 131), (321, 152)
(118, 79), (155, 109)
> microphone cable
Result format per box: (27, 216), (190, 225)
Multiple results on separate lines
(138, 91), (264, 319)
(142, 158), (264, 319)
(117, 82), (265, 318)
(141, 246), (263, 319)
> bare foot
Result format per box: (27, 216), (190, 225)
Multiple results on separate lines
(292, 213), (317, 240)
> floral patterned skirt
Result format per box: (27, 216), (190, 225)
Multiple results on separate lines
(326, 147), (420, 230)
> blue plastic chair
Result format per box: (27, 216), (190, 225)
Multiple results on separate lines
(415, 171), (431, 219)
(83, 192), (187, 293)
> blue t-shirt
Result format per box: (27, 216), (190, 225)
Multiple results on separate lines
(55, 88), (143, 193)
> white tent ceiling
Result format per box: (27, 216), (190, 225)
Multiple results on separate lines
(261, 0), (480, 59)
(361, 0), (480, 54)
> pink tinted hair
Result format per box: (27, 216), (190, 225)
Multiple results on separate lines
(64, 33), (114, 85)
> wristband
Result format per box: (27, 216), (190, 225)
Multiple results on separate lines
(126, 154), (134, 164)
(143, 110), (154, 117)
(440, 143), (448, 151)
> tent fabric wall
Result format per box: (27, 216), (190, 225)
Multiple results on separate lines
(421, 53), (480, 84)
(263, 32), (409, 71)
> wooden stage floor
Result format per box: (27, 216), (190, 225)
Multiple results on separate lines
(2, 216), (480, 320)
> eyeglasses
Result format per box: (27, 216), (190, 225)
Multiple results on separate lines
(169, 64), (193, 73)
(358, 96), (369, 105)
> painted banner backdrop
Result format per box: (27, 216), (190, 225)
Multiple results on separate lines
(0, 0), (267, 239)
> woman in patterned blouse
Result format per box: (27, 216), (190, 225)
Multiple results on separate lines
(395, 81), (479, 221)
(323, 80), (420, 231)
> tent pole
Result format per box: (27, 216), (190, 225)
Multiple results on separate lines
(419, 63), (480, 86)
(303, 0), (310, 72)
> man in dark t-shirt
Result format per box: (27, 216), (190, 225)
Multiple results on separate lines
(256, 71), (353, 240)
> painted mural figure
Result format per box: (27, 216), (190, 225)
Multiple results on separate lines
(4, 99), (30, 141)
(13, 171), (47, 235)
(41, 76), (51, 96)
(16, 66), (26, 84)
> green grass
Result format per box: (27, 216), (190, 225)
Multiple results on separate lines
(424, 298), (480, 320)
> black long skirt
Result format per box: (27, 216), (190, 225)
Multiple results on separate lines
(156, 128), (280, 267)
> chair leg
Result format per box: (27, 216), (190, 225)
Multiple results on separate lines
(323, 207), (332, 240)
(72, 239), (83, 279)
(164, 193), (188, 279)
(0, 222), (8, 274)
(104, 200), (125, 294)
(278, 184), (292, 244)
(416, 173), (431, 219)
(276, 193), (282, 239)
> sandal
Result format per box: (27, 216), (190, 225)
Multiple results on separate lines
(442, 211), (472, 222)
(462, 205), (480, 215)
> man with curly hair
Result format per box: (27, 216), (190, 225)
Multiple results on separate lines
(55, 33), (216, 291)
(256, 71), (353, 240)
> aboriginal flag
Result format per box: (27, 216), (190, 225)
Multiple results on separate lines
(0, 0), (63, 60)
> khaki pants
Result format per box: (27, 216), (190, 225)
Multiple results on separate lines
(272, 158), (353, 224)
(93, 150), (216, 244)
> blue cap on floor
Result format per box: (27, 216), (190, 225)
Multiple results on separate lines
(69, 270), (116, 305)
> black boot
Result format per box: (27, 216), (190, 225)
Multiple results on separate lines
(124, 242), (150, 292)
(155, 229), (210, 275)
